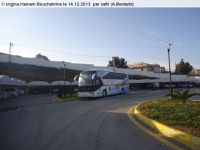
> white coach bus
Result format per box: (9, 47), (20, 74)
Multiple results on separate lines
(74, 69), (129, 98)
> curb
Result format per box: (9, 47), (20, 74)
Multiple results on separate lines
(128, 106), (184, 150)
(53, 96), (79, 102)
(134, 101), (200, 150)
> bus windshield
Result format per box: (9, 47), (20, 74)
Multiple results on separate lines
(78, 71), (96, 87)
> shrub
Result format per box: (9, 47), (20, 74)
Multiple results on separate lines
(166, 90), (200, 103)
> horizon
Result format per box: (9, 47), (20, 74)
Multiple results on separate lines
(0, 8), (200, 70)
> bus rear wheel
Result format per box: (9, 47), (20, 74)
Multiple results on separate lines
(102, 90), (107, 97)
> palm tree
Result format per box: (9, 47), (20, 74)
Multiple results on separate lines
(166, 90), (200, 103)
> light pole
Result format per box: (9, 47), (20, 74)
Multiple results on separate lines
(9, 42), (13, 63)
(112, 56), (116, 71)
(62, 61), (66, 96)
(56, 67), (61, 95)
(162, 42), (173, 97)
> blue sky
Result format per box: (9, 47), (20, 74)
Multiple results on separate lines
(0, 8), (200, 70)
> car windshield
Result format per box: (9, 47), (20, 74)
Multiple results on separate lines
(78, 71), (96, 86)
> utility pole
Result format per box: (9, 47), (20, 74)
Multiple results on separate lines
(162, 42), (173, 97)
(112, 56), (116, 71)
(57, 67), (61, 96)
(9, 42), (13, 63)
(168, 47), (173, 97)
(63, 61), (66, 96)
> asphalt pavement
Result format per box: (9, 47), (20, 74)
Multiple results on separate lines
(0, 89), (195, 150)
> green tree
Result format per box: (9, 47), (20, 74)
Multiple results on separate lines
(175, 58), (193, 75)
(36, 53), (49, 61)
(107, 57), (128, 68)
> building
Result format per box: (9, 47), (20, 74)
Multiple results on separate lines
(128, 62), (165, 73)
(190, 69), (200, 76)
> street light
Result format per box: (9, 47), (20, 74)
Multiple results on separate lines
(162, 42), (173, 97)
(9, 42), (13, 63)
(56, 67), (61, 95)
(112, 56), (116, 71)
(62, 61), (66, 96)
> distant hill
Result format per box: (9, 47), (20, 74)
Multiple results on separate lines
(0, 62), (81, 82)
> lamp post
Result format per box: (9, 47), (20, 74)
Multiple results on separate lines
(62, 61), (66, 96)
(9, 42), (13, 63)
(56, 67), (61, 95)
(162, 42), (173, 97)
(112, 56), (116, 71)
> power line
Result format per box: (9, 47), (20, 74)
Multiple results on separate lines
(0, 42), (112, 58)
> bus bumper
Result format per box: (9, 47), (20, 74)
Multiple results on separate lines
(78, 92), (102, 98)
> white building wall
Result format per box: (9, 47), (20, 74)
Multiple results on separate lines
(0, 53), (194, 83)
(0, 53), (94, 71)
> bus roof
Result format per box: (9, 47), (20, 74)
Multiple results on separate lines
(83, 69), (127, 74)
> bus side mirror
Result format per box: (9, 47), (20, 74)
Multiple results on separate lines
(74, 75), (79, 81)
(92, 74), (96, 80)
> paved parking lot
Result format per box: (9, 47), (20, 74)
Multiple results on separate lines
(0, 89), (199, 150)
